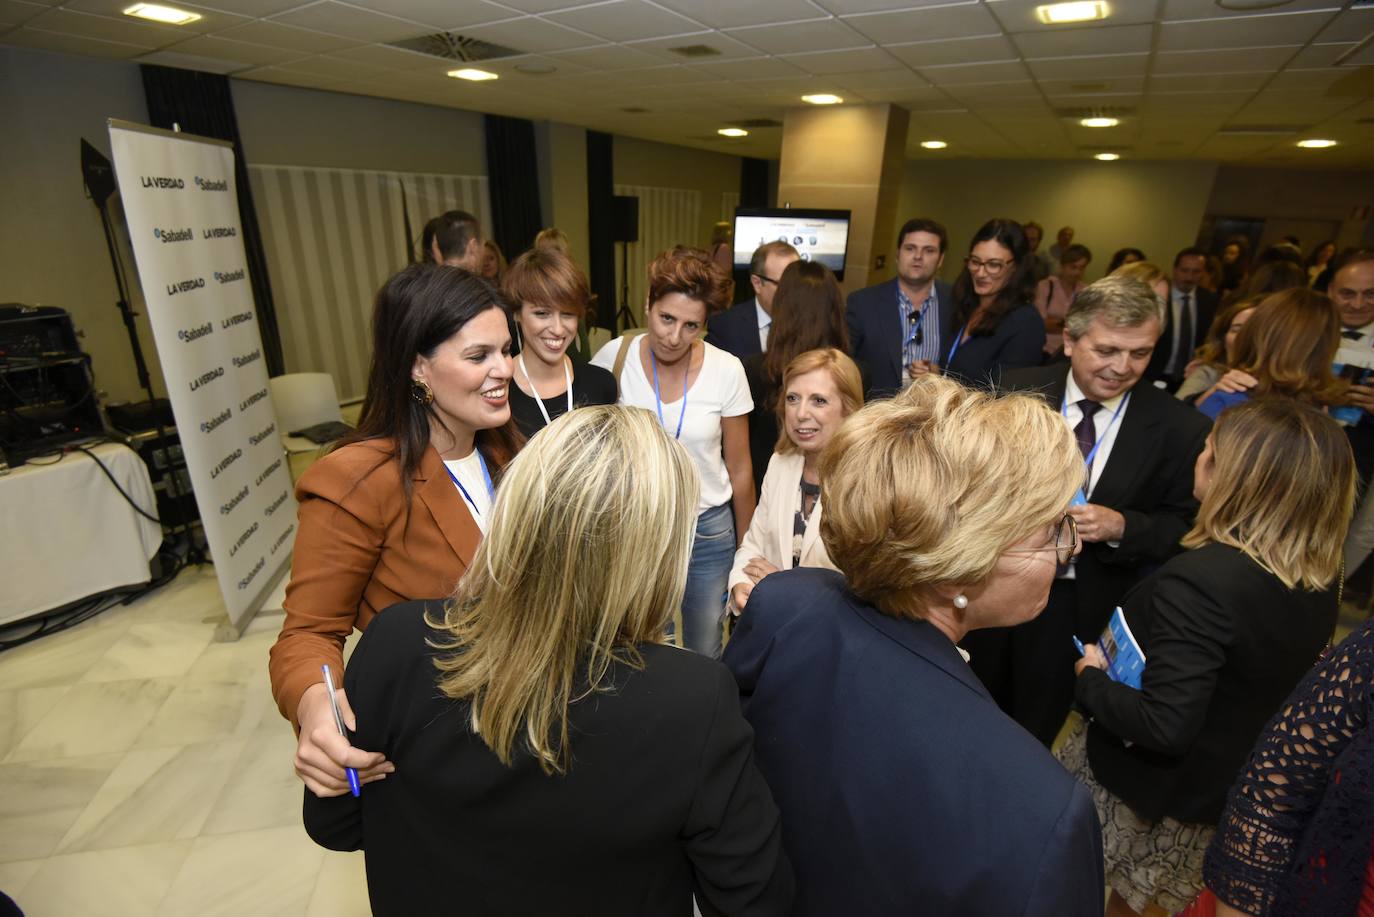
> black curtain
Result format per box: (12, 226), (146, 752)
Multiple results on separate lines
(483, 114), (542, 263)
(740, 157), (770, 208)
(586, 130), (616, 331)
(140, 65), (285, 377)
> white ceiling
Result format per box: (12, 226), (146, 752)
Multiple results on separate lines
(4, 0), (1373, 167)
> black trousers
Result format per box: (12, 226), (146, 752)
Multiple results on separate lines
(965, 579), (1111, 748)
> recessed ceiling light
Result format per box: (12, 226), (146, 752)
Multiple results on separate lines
(1094, 152), (1120, 161)
(123, 3), (202, 24)
(801, 94), (844, 105)
(1035, 1), (1109, 24)
(1080, 116), (1119, 128)
(920, 140), (948, 149)
(1296, 138), (1337, 148)
(718, 128), (748, 138)
(448, 68), (498, 82)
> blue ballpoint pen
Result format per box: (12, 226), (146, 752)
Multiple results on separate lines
(321, 664), (361, 798)
(1072, 636), (1086, 657)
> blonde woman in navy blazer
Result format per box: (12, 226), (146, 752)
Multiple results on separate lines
(729, 348), (860, 612)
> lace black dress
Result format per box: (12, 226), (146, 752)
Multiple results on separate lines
(1204, 618), (1374, 916)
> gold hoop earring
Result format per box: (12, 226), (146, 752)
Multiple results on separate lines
(411, 378), (434, 405)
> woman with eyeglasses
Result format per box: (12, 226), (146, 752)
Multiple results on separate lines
(944, 219), (1047, 387)
(1060, 399), (1353, 917)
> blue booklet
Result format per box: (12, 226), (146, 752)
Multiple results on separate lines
(1098, 607), (1146, 689)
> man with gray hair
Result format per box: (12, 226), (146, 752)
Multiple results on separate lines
(966, 274), (1211, 747)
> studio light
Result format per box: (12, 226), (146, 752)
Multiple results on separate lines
(1094, 152), (1121, 161)
(1035, 2), (1109, 24)
(920, 140), (948, 149)
(123, 3), (202, 24)
(448, 68), (498, 81)
(718, 128), (749, 137)
(801, 94), (844, 105)
(1296, 138), (1337, 148)
(1080, 116), (1119, 128)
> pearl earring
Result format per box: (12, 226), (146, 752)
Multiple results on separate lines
(953, 594), (969, 610)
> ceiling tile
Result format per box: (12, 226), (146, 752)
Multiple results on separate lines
(842, 3), (1001, 45)
(986, 0), (1157, 31)
(326, 42), (448, 70)
(136, 47), (247, 73)
(237, 65), (352, 91)
(1148, 71), (1270, 93)
(0, 24), (147, 56)
(1039, 77), (1144, 96)
(51, 0), (251, 33)
(857, 85), (956, 105)
(1026, 53), (1148, 81)
(827, 67), (927, 90)
(161, 34), (305, 66)
(627, 30), (764, 63)
(1158, 11), (1335, 52)
(0, 0), (45, 28)
(544, 42), (663, 70)
(23, 7), (181, 45)
(178, 0), (305, 17)
(919, 59), (1030, 85)
(1151, 46), (1299, 74)
(610, 64), (718, 86)
(545, 0), (704, 42)
(455, 14), (603, 53)
(483, 0), (606, 11)
(887, 34), (1016, 68)
(1162, 0), (1342, 20)
(723, 17), (869, 55)
(1013, 23), (1151, 58)
(275, 52), (392, 79)
(1285, 42), (1357, 68)
(1266, 67), (1362, 92)
(940, 77), (1041, 99)
(781, 46), (901, 74)
(1345, 43), (1374, 67)
(688, 56), (809, 80)
(653, 0), (828, 30)
(1313, 9), (1374, 43)
(335, 0), (513, 30)
(218, 20), (360, 53)
(268, 2), (428, 43)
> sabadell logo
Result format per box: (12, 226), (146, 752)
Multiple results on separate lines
(194, 176), (229, 192)
(153, 227), (193, 243)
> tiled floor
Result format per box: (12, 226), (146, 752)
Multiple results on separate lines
(0, 565), (370, 917)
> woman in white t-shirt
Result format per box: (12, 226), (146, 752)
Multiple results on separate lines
(592, 247), (755, 657)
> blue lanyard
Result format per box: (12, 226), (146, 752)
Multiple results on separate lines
(650, 349), (688, 440)
(946, 323), (967, 366)
(1062, 391), (1131, 476)
(443, 448), (495, 517)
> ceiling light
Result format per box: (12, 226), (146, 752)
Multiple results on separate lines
(801, 94), (843, 105)
(1035, 2), (1109, 24)
(1080, 116), (1119, 128)
(448, 68), (498, 81)
(718, 128), (748, 138)
(1296, 138), (1337, 148)
(1094, 152), (1120, 161)
(920, 140), (948, 149)
(123, 3), (202, 24)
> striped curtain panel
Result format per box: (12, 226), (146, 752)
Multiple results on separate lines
(612, 184), (701, 327)
(247, 164), (490, 400)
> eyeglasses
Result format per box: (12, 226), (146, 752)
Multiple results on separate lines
(1005, 513), (1078, 566)
(965, 256), (1012, 277)
(753, 273), (780, 287)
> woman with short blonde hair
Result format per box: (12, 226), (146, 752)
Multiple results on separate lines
(723, 375), (1106, 915)
(304, 406), (793, 914)
(1066, 398), (1354, 917)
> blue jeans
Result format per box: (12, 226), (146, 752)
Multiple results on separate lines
(674, 502), (734, 658)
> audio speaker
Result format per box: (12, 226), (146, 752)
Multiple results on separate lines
(612, 195), (639, 243)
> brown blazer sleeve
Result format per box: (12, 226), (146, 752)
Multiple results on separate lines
(268, 445), (391, 727)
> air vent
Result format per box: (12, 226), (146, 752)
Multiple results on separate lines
(731, 118), (782, 129)
(621, 107), (650, 114)
(668, 44), (722, 58)
(1216, 125), (1303, 135)
(1054, 105), (1137, 119)
(387, 32), (522, 62)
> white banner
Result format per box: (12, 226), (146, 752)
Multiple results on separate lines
(108, 119), (296, 630)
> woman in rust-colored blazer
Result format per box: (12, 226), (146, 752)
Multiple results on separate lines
(269, 264), (522, 796)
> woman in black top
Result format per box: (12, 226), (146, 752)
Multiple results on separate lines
(303, 406), (793, 916)
(743, 260), (849, 494)
(1060, 398), (1355, 917)
(502, 246), (616, 438)
(944, 218), (1046, 387)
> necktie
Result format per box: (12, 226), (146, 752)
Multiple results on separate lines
(1344, 329), (1363, 341)
(1175, 292), (1194, 376)
(1075, 399), (1101, 464)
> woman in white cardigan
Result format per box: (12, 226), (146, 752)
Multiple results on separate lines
(729, 348), (863, 612)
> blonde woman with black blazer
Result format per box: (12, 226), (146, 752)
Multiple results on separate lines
(729, 349), (861, 612)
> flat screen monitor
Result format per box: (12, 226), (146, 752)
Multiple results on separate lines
(733, 207), (850, 280)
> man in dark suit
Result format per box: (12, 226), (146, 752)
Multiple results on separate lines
(704, 240), (797, 361)
(845, 217), (955, 398)
(974, 273), (1211, 747)
(1147, 246), (1218, 389)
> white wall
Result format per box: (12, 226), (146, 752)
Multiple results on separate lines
(895, 158), (1220, 283)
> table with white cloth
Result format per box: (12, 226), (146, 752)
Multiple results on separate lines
(0, 442), (163, 626)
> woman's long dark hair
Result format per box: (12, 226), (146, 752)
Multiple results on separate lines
(951, 219), (1037, 335)
(338, 264), (523, 505)
(761, 260), (849, 390)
